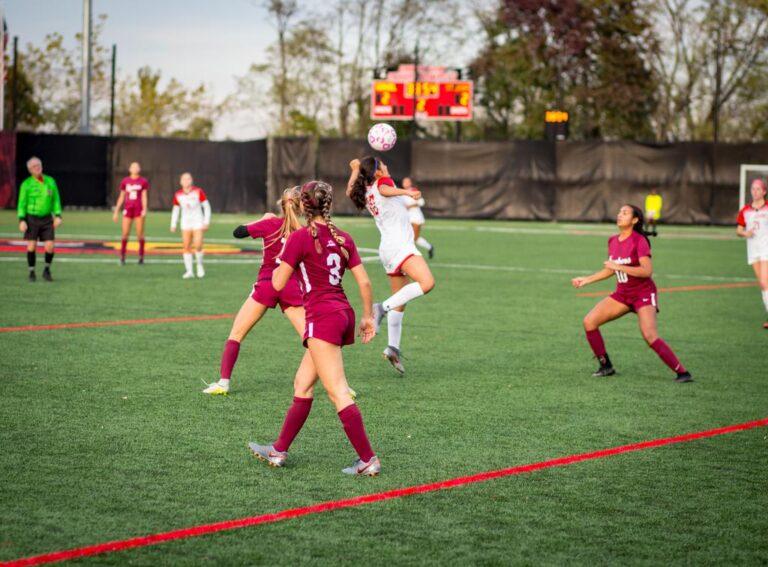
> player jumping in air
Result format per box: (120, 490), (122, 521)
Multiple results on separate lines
(113, 162), (149, 264)
(402, 177), (435, 258)
(571, 205), (693, 383)
(204, 187), (305, 395)
(736, 179), (768, 329)
(347, 157), (436, 375)
(170, 172), (211, 279)
(248, 181), (380, 476)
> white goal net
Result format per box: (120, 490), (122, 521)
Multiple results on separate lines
(740, 164), (768, 209)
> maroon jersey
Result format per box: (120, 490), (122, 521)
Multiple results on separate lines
(608, 231), (655, 294)
(279, 223), (362, 320)
(119, 176), (149, 213)
(245, 216), (296, 282)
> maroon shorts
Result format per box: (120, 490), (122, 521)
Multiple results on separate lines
(250, 277), (303, 312)
(610, 286), (659, 313)
(303, 308), (356, 347)
(123, 208), (143, 219)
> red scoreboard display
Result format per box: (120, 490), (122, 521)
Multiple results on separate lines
(371, 65), (473, 122)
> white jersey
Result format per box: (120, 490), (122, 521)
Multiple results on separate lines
(365, 177), (415, 253)
(737, 203), (768, 263)
(171, 187), (212, 230)
(404, 195), (426, 225)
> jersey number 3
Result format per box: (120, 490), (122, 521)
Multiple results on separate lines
(327, 253), (342, 285)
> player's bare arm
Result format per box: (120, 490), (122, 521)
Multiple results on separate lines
(346, 160), (361, 197)
(737, 225), (754, 238)
(572, 268), (614, 288)
(113, 192), (125, 222)
(605, 256), (652, 278)
(378, 185), (421, 200)
(272, 261), (294, 292)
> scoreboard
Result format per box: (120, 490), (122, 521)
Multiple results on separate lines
(370, 65), (473, 121)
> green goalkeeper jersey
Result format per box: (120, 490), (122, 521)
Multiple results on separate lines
(17, 175), (62, 219)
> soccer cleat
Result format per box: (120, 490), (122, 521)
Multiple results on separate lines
(120, 258), (126, 266)
(372, 303), (386, 333)
(592, 355), (615, 377)
(196, 266), (205, 278)
(348, 387), (357, 401)
(763, 321), (768, 330)
(182, 271), (195, 279)
(203, 380), (230, 395)
(383, 346), (405, 375)
(42, 268), (53, 282)
(138, 258), (144, 265)
(674, 371), (693, 383)
(28, 271), (36, 282)
(428, 245), (435, 259)
(248, 442), (287, 467)
(342, 455), (381, 477)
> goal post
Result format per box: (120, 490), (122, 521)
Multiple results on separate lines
(739, 164), (768, 210)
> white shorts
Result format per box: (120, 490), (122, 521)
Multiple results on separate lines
(645, 209), (659, 221)
(409, 208), (425, 226)
(180, 218), (205, 231)
(748, 252), (768, 265)
(380, 243), (422, 276)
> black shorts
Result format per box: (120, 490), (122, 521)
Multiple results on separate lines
(23, 215), (55, 242)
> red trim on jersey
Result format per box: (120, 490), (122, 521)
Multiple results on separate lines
(196, 187), (208, 201)
(378, 176), (395, 188)
(387, 253), (415, 277)
(737, 203), (768, 227)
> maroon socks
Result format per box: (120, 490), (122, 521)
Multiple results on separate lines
(219, 339), (241, 380)
(338, 404), (375, 463)
(138, 239), (145, 260)
(273, 396), (314, 453)
(650, 338), (687, 374)
(585, 329), (607, 359)
(120, 239), (127, 260)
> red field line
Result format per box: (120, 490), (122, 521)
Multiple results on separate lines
(3, 417), (766, 567)
(0, 314), (235, 333)
(576, 282), (758, 297)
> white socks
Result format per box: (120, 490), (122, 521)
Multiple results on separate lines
(416, 236), (432, 250)
(183, 253), (194, 274)
(387, 310), (404, 349)
(383, 282), (425, 312)
(195, 251), (204, 267)
(762, 290), (768, 313)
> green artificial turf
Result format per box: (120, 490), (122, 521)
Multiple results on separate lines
(1, 210), (766, 566)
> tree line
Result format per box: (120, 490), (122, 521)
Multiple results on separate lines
(3, 0), (767, 142)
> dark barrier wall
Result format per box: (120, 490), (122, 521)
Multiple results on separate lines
(0, 132), (15, 208)
(267, 137), (316, 210)
(111, 137), (267, 213)
(15, 132), (109, 208)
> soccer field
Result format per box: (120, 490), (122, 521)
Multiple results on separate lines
(1, 210), (766, 566)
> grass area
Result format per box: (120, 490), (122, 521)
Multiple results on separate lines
(1, 210), (766, 565)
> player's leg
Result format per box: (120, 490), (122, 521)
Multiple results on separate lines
(412, 223), (421, 240)
(205, 297), (269, 394)
(307, 338), (378, 475)
(379, 255), (435, 313)
(382, 274), (407, 375)
(120, 216), (131, 264)
(413, 222), (434, 258)
(181, 229), (194, 278)
(637, 305), (691, 381)
(582, 297), (630, 376)
(193, 229), (205, 277)
(249, 351), (319, 466)
(752, 260), (768, 327)
(135, 216), (146, 264)
(25, 238), (37, 281)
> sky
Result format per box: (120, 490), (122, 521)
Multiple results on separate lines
(3, 0), (296, 139)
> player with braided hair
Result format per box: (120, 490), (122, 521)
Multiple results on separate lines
(249, 181), (381, 476)
(203, 187), (306, 395)
(347, 156), (435, 375)
(571, 204), (692, 383)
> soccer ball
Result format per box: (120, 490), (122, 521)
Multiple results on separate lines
(368, 123), (397, 152)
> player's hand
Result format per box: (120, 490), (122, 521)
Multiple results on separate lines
(141, 209), (147, 218)
(202, 224), (209, 232)
(358, 317), (376, 344)
(744, 230), (754, 238)
(19, 220), (27, 233)
(603, 261), (620, 272)
(349, 159), (360, 170)
(407, 189), (422, 200)
(53, 217), (62, 229)
(170, 227), (176, 233)
(112, 212), (118, 222)
(571, 277), (587, 288)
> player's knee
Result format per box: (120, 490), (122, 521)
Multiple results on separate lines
(420, 276), (435, 294)
(583, 316), (596, 331)
(642, 330), (658, 345)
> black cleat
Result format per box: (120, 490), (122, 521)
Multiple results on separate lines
(138, 258), (144, 265)
(43, 268), (53, 282)
(591, 355), (615, 377)
(428, 245), (434, 259)
(674, 371), (693, 383)
(28, 271), (36, 282)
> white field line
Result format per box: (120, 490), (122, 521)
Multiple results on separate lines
(0, 255), (754, 283)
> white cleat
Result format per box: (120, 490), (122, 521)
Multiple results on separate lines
(372, 303), (386, 333)
(203, 380), (230, 395)
(196, 266), (205, 278)
(182, 271), (195, 279)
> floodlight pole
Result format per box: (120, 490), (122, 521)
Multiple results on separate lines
(80, 0), (92, 134)
(11, 35), (17, 129)
(109, 44), (116, 137)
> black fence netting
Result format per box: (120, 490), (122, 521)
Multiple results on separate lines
(0, 132), (15, 208)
